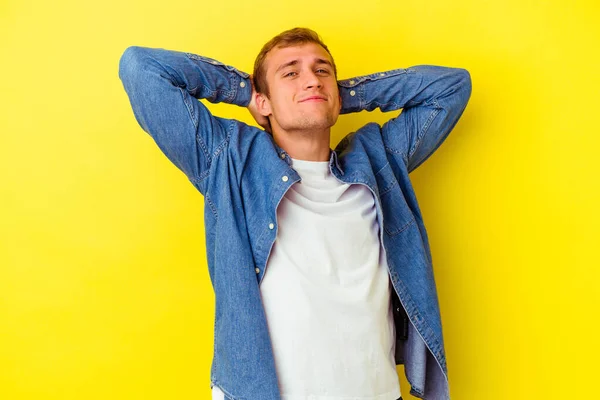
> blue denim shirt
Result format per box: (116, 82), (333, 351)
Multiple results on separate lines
(118, 46), (471, 400)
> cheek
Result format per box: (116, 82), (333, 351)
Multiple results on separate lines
(267, 100), (289, 123)
(271, 98), (285, 116)
(272, 96), (293, 116)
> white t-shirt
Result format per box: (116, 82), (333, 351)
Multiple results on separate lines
(212, 157), (400, 400)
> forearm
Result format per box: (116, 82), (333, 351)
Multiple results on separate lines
(118, 46), (252, 107)
(338, 65), (471, 114)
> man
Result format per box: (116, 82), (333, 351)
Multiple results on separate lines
(118, 27), (471, 400)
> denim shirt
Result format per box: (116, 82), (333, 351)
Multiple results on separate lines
(118, 46), (472, 400)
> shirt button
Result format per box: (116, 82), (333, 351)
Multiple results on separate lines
(255, 267), (260, 274)
(282, 175), (289, 182)
(269, 223), (274, 230)
(240, 81), (246, 88)
(349, 80), (355, 84)
(379, 73), (386, 76)
(280, 153), (286, 159)
(350, 90), (356, 96)
(211, 60), (218, 64)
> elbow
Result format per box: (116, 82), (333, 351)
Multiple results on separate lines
(118, 46), (148, 84)
(457, 68), (472, 104)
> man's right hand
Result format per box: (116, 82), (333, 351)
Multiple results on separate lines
(247, 74), (272, 133)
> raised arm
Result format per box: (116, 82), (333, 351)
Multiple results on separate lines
(118, 46), (253, 193)
(337, 65), (472, 173)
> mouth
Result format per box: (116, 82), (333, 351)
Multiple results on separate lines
(299, 96), (327, 103)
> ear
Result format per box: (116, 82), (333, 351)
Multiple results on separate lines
(256, 92), (273, 117)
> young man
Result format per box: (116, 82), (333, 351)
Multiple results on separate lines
(118, 27), (471, 400)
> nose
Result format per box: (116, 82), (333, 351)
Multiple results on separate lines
(303, 70), (323, 90)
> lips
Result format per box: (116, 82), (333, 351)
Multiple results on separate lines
(299, 96), (327, 102)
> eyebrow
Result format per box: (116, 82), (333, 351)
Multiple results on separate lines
(275, 58), (333, 74)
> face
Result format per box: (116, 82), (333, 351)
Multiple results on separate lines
(257, 42), (341, 134)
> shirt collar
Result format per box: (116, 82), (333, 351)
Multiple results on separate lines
(273, 142), (344, 175)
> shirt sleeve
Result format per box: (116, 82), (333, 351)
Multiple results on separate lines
(338, 65), (472, 173)
(118, 46), (252, 193)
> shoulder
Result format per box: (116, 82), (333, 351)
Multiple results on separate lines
(334, 122), (385, 154)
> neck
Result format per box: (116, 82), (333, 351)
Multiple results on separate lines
(271, 127), (331, 161)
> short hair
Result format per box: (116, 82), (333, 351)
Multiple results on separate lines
(252, 27), (338, 98)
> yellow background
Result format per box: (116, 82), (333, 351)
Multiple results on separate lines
(1, 0), (599, 398)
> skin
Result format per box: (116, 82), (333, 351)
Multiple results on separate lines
(247, 42), (342, 161)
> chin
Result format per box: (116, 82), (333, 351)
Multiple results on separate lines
(293, 115), (337, 130)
